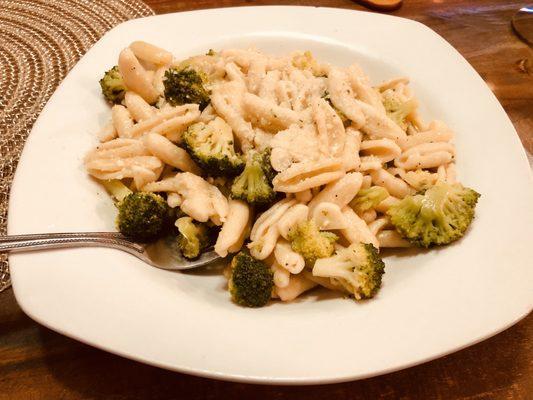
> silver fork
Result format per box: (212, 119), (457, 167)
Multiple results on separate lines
(0, 232), (221, 270)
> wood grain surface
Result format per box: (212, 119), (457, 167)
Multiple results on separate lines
(1, 1), (531, 398)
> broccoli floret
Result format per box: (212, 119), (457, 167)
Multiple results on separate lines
(382, 94), (416, 130)
(182, 121), (244, 176)
(228, 250), (273, 307)
(230, 149), (276, 206)
(175, 216), (211, 259)
(313, 243), (385, 300)
(288, 220), (338, 266)
(99, 66), (126, 104)
(117, 192), (170, 242)
(350, 186), (389, 214)
(163, 67), (210, 110)
(387, 182), (480, 248)
(100, 179), (132, 203)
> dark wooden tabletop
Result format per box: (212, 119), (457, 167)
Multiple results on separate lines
(1, 1), (531, 399)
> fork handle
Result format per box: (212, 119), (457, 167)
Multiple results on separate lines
(0, 232), (144, 255)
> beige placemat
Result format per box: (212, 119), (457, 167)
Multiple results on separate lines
(0, 0), (154, 292)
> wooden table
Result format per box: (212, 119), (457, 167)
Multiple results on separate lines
(1, 1), (531, 398)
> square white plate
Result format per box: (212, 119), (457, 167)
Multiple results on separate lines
(8, 6), (533, 384)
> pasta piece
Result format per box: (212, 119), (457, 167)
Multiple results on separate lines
(251, 198), (296, 241)
(356, 98), (406, 142)
(97, 120), (117, 142)
(347, 64), (385, 113)
(243, 92), (301, 131)
(258, 70), (281, 103)
(124, 91), (156, 122)
(370, 168), (414, 199)
(167, 192), (182, 208)
(152, 66), (168, 96)
(142, 133), (201, 174)
(311, 202), (348, 230)
(308, 172), (363, 212)
(359, 156), (383, 172)
(125, 104), (200, 140)
(198, 104), (217, 123)
(361, 175), (372, 190)
(273, 159), (345, 193)
(270, 124), (320, 172)
(395, 142), (455, 170)
(129, 41), (172, 65)
(118, 48), (159, 104)
(275, 274), (317, 302)
(143, 172), (228, 225)
(395, 169), (438, 191)
(274, 240), (306, 274)
(399, 120), (454, 150)
(294, 189), (313, 204)
(360, 209), (377, 224)
(111, 105), (134, 138)
(215, 199), (251, 257)
(368, 216), (390, 236)
(271, 260), (291, 289)
(219, 48), (263, 71)
(225, 62), (246, 86)
(377, 230), (411, 248)
(86, 157), (162, 189)
(341, 127), (361, 172)
(248, 198), (297, 260)
(252, 127), (275, 151)
(249, 225), (279, 260)
(327, 67), (365, 127)
(85, 138), (162, 189)
(360, 138), (402, 163)
(374, 195), (400, 213)
(210, 81), (255, 151)
(175, 53), (227, 81)
(437, 164), (447, 182)
(145, 70), (155, 82)
(376, 77), (410, 92)
(246, 57), (267, 94)
(339, 206), (379, 248)
(85, 138), (147, 160)
(277, 203), (309, 240)
(312, 98), (346, 158)
(445, 163), (457, 183)
(302, 270), (341, 292)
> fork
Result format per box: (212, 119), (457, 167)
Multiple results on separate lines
(0, 232), (221, 270)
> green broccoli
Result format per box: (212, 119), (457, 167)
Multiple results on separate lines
(99, 66), (126, 104)
(313, 242), (385, 300)
(117, 192), (170, 242)
(182, 120), (244, 176)
(350, 186), (389, 214)
(230, 149), (276, 206)
(288, 220), (338, 266)
(387, 182), (480, 248)
(163, 67), (210, 110)
(382, 94), (416, 130)
(100, 179), (132, 203)
(228, 250), (273, 307)
(175, 216), (211, 259)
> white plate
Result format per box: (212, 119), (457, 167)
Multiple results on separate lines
(8, 6), (533, 384)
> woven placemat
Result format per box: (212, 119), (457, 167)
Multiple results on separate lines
(0, 0), (154, 292)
